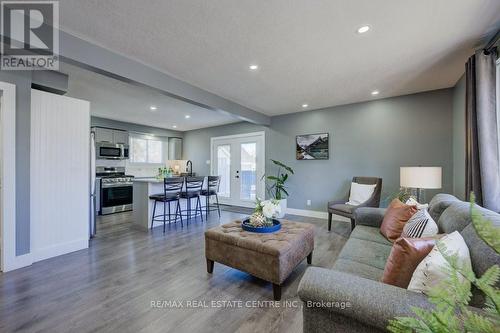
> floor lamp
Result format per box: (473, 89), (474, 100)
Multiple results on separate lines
(400, 167), (442, 202)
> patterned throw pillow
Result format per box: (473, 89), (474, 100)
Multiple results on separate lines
(401, 209), (438, 238)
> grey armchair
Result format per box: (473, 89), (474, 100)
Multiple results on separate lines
(327, 176), (382, 231)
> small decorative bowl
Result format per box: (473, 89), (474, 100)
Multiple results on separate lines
(242, 218), (281, 233)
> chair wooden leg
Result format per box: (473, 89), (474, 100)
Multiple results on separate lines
(328, 212), (332, 231)
(151, 200), (157, 229)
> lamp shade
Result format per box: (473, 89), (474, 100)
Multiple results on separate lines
(400, 167), (442, 189)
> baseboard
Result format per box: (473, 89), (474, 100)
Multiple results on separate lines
(2, 253), (33, 272)
(33, 238), (89, 263)
(285, 208), (350, 222)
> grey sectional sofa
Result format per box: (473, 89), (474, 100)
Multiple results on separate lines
(298, 194), (500, 332)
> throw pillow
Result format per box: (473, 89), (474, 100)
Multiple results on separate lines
(382, 237), (438, 288)
(406, 197), (429, 210)
(408, 231), (471, 294)
(346, 182), (377, 205)
(380, 199), (418, 242)
(401, 209), (438, 238)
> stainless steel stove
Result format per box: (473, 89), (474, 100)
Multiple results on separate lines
(96, 167), (134, 215)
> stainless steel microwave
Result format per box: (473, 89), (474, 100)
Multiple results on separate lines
(96, 142), (129, 160)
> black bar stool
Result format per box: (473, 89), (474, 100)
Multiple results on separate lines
(201, 176), (221, 217)
(180, 176), (204, 222)
(149, 177), (184, 232)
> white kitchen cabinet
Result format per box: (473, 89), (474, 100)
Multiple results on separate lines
(94, 127), (113, 143)
(112, 130), (129, 144)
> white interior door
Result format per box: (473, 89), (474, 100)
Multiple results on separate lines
(30, 89), (90, 262)
(211, 132), (265, 207)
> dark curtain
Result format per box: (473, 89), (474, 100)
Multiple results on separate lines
(465, 49), (500, 212)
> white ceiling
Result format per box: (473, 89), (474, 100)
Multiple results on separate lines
(61, 63), (239, 131)
(59, 0), (500, 116)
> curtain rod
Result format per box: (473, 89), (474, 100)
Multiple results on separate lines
(485, 29), (500, 52)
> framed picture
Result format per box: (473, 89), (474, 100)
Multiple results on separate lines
(296, 133), (329, 160)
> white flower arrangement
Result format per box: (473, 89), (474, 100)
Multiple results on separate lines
(248, 198), (281, 227)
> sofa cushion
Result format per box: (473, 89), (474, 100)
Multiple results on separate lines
(462, 212), (500, 278)
(437, 202), (473, 233)
(428, 193), (460, 221)
(333, 259), (384, 281)
(350, 225), (392, 246)
(338, 237), (392, 270)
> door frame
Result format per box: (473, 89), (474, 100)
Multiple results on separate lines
(0, 81), (19, 272)
(210, 131), (266, 207)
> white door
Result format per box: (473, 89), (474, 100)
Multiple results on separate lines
(211, 132), (265, 207)
(30, 89), (90, 262)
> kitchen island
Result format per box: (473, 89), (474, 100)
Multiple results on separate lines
(132, 177), (207, 231)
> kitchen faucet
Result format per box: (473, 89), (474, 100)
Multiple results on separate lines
(186, 160), (193, 176)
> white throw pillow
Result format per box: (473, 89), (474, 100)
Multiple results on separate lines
(346, 182), (376, 206)
(406, 197), (429, 210)
(401, 209), (438, 238)
(408, 231), (471, 294)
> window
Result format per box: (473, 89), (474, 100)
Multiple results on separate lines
(130, 136), (165, 164)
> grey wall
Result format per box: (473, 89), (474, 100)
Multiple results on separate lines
(0, 70), (32, 255)
(91, 116), (183, 138)
(184, 89), (454, 211)
(452, 74), (466, 200)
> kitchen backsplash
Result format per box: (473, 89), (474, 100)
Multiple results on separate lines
(96, 159), (188, 177)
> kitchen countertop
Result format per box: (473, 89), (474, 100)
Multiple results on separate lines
(133, 176), (207, 183)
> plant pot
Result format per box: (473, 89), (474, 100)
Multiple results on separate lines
(276, 199), (287, 218)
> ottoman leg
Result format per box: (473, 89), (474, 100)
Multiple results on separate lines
(273, 284), (281, 301)
(307, 251), (313, 265)
(206, 258), (214, 273)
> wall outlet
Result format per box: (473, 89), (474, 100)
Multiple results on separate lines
(306, 200), (311, 206)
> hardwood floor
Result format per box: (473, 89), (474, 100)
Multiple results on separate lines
(0, 209), (350, 333)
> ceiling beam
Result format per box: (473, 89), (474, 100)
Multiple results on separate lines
(58, 31), (270, 126)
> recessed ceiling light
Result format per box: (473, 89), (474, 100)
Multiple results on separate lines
(249, 64), (259, 71)
(149, 105), (157, 111)
(371, 90), (380, 96)
(185, 115), (191, 119)
(302, 104), (309, 108)
(172, 125), (177, 129)
(357, 25), (371, 34)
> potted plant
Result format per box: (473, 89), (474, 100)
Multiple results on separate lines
(263, 159), (294, 218)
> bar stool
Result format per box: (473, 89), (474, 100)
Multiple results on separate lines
(180, 176), (204, 222)
(201, 176), (221, 217)
(149, 177), (184, 232)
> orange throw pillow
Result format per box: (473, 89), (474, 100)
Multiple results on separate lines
(382, 237), (437, 288)
(380, 199), (417, 242)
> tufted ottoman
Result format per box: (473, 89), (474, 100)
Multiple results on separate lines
(204, 220), (314, 300)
